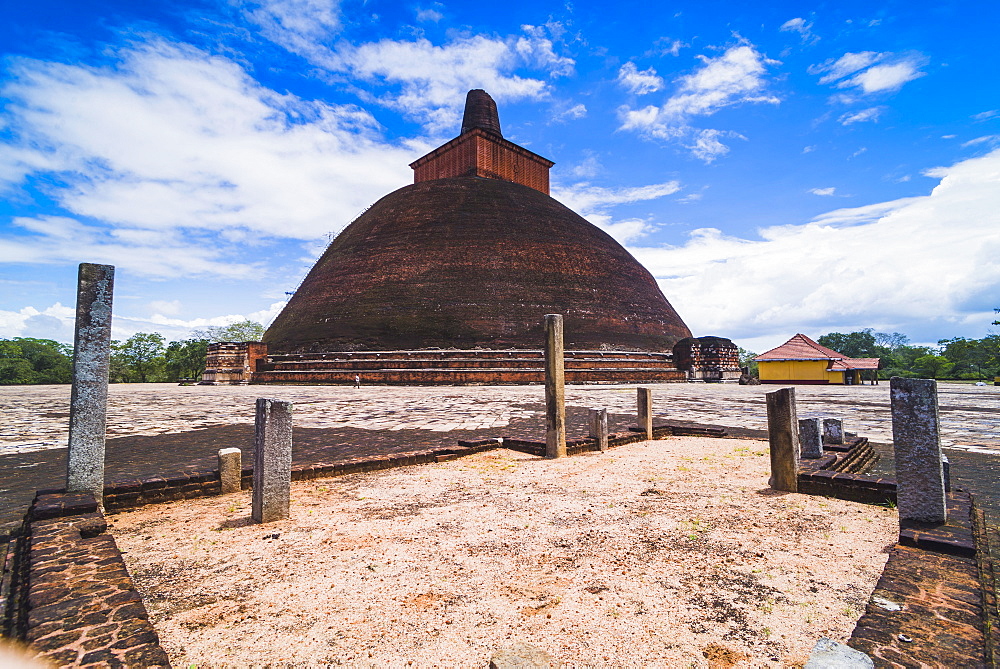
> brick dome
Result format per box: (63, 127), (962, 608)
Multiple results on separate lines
(263, 176), (692, 353)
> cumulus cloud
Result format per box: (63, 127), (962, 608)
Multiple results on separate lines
(415, 7), (443, 22)
(0, 41), (421, 275)
(811, 51), (926, 93)
(617, 62), (664, 95)
(552, 103), (587, 122)
(618, 44), (779, 162)
(552, 180), (682, 243)
(626, 148), (1000, 346)
(245, 0), (341, 55)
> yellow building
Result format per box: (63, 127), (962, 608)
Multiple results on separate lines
(755, 333), (880, 385)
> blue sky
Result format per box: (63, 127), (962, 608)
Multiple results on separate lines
(1, 0), (998, 354)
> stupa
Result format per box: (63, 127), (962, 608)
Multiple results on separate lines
(202, 90), (740, 385)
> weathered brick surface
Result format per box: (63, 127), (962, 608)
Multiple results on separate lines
(14, 493), (171, 667)
(849, 543), (986, 667)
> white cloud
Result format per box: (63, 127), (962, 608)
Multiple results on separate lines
(810, 51), (881, 84)
(838, 107), (884, 125)
(973, 110), (999, 121)
(626, 148), (1000, 342)
(570, 154), (602, 179)
(415, 8), (443, 22)
(779, 17), (818, 44)
(962, 135), (1000, 148)
(0, 303), (76, 342)
(617, 62), (664, 95)
(551, 180), (681, 244)
(802, 145), (816, 154)
(552, 103), (587, 122)
(245, 0), (342, 58)
(811, 51), (925, 93)
(845, 61), (924, 93)
(150, 300), (183, 316)
(618, 44), (779, 162)
(809, 187), (836, 196)
(0, 41), (421, 275)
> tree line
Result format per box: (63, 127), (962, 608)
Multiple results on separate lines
(0, 320), (263, 385)
(740, 328), (1000, 381)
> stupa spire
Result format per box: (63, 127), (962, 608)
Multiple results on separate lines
(461, 89), (502, 137)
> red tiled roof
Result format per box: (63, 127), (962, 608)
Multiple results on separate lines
(755, 334), (880, 370)
(754, 333), (848, 361)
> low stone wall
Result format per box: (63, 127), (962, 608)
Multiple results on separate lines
(3, 492), (170, 667)
(797, 438), (897, 505)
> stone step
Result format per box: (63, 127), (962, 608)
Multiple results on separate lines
(252, 367), (687, 385)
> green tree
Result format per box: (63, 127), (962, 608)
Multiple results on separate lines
(912, 354), (955, 380)
(938, 337), (992, 379)
(737, 347), (758, 378)
(817, 329), (879, 358)
(0, 338), (73, 384)
(164, 338), (209, 381)
(111, 333), (166, 383)
(191, 319), (264, 343)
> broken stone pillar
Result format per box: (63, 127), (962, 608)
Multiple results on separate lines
(66, 263), (115, 503)
(766, 387), (800, 492)
(822, 418), (844, 445)
(252, 398), (293, 523)
(544, 314), (566, 459)
(637, 387), (653, 439)
(799, 418), (824, 459)
(218, 447), (242, 494)
(890, 377), (947, 523)
(589, 408), (609, 452)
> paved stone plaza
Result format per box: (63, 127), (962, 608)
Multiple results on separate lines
(3, 381), (999, 455)
(2, 381), (999, 525)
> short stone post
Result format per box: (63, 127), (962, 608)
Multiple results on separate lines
(822, 418), (844, 445)
(798, 418), (823, 459)
(890, 377), (947, 523)
(544, 314), (566, 459)
(765, 387), (800, 492)
(66, 263), (115, 503)
(589, 408), (609, 452)
(942, 454), (951, 493)
(218, 448), (242, 494)
(252, 398), (293, 523)
(637, 387), (653, 440)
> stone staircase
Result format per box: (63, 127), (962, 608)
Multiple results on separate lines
(251, 349), (686, 385)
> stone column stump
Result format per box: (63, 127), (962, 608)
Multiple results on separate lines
(218, 448), (242, 494)
(544, 314), (566, 459)
(66, 263), (115, 503)
(890, 377), (947, 524)
(822, 418), (844, 445)
(637, 387), (653, 440)
(799, 418), (824, 459)
(252, 398), (293, 523)
(589, 408), (609, 452)
(766, 387), (800, 492)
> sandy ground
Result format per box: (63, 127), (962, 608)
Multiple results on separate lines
(110, 437), (897, 667)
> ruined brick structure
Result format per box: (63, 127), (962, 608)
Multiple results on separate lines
(199, 342), (267, 385)
(251, 89), (737, 384)
(672, 336), (742, 383)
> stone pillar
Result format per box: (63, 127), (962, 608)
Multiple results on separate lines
(799, 418), (823, 459)
(252, 398), (293, 523)
(637, 387), (653, 440)
(544, 314), (566, 459)
(218, 447), (242, 494)
(765, 387), (800, 492)
(822, 418), (844, 445)
(589, 408), (609, 452)
(66, 263), (115, 503)
(890, 377), (947, 523)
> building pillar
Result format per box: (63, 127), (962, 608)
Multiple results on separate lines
(890, 377), (947, 524)
(66, 263), (115, 503)
(766, 387), (800, 492)
(544, 314), (566, 459)
(252, 398), (293, 523)
(637, 387), (653, 440)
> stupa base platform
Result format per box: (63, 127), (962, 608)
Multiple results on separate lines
(251, 349), (687, 385)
